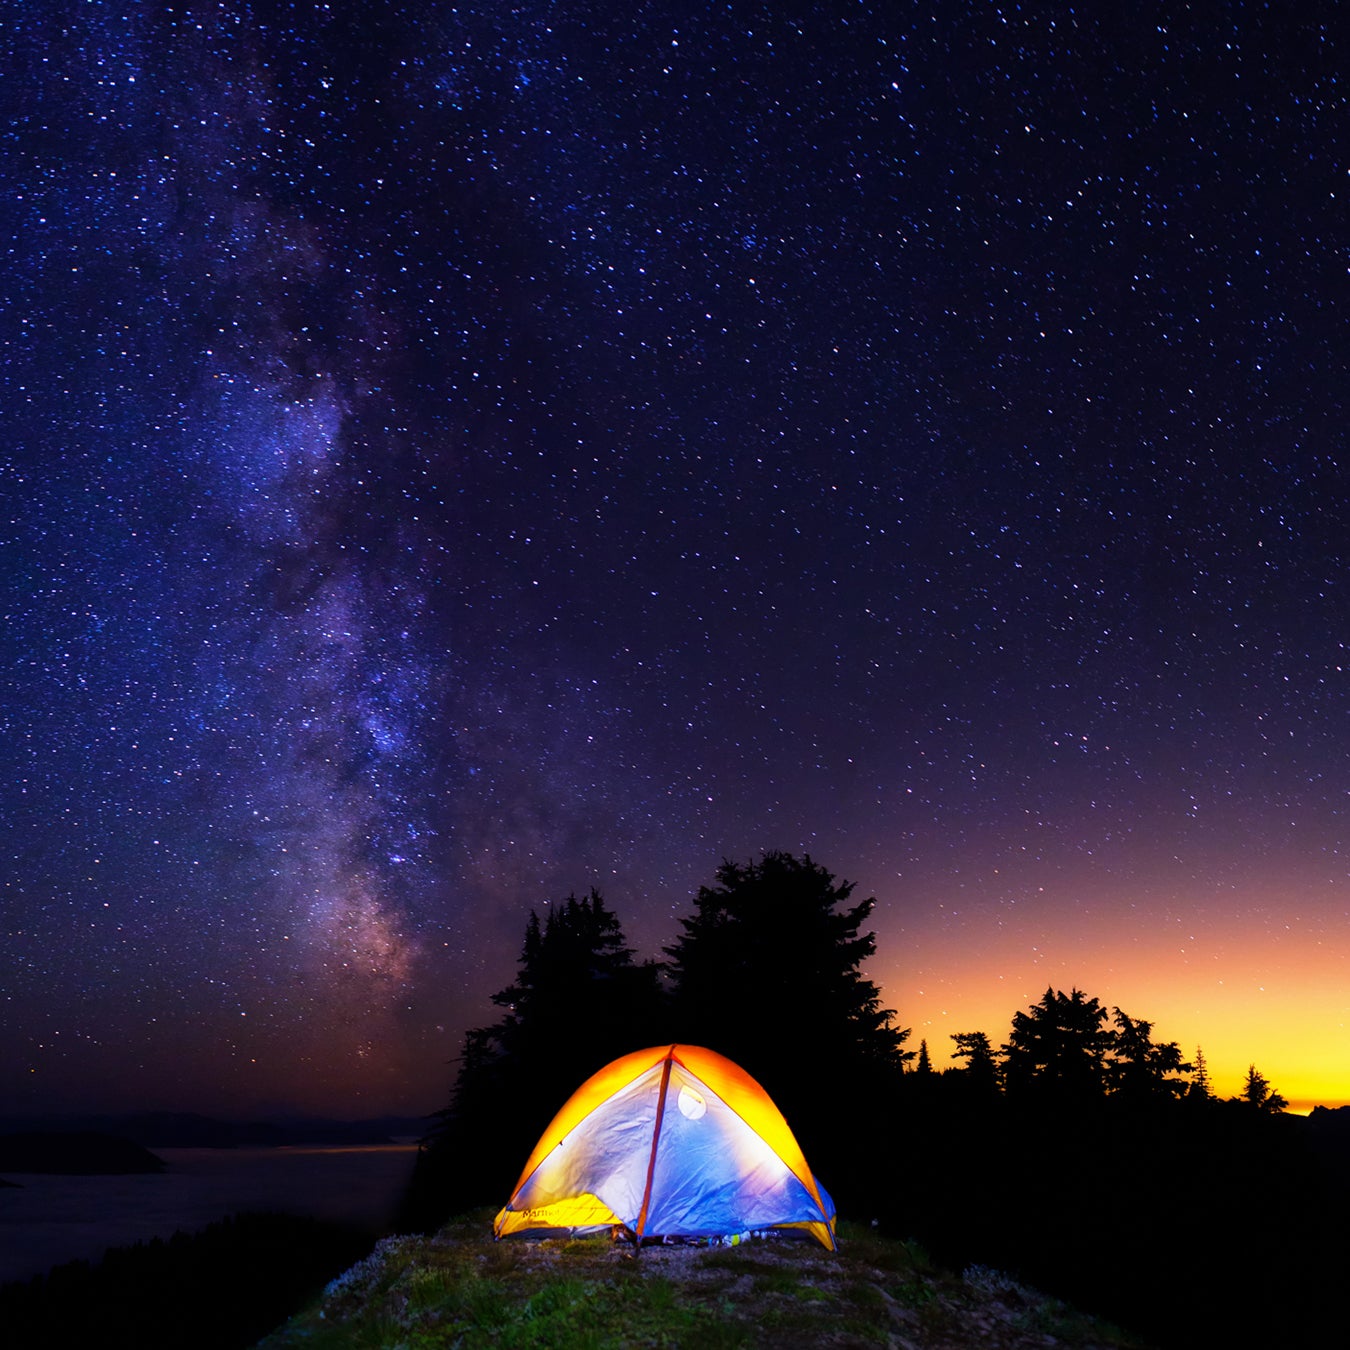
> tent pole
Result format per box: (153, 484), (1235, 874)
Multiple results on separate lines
(633, 1045), (676, 1250)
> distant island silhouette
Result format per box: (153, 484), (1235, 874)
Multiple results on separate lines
(0, 1112), (426, 1154)
(0, 1132), (165, 1176)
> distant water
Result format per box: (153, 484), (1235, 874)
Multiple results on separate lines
(0, 1143), (419, 1286)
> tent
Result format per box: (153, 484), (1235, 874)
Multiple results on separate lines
(493, 1043), (837, 1250)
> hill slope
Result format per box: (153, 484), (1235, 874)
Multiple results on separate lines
(258, 1211), (1150, 1349)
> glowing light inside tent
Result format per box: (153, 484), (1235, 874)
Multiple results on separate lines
(495, 1044), (837, 1249)
(677, 1085), (707, 1119)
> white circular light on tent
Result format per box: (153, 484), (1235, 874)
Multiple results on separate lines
(677, 1085), (706, 1120)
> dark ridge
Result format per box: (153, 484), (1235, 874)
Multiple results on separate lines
(0, 1131), (165, 1176)
(0, 1211), (372, 1350)
(0, 1113), (427, 1150)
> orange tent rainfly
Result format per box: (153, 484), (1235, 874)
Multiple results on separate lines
(493, 1043), (837, 1250)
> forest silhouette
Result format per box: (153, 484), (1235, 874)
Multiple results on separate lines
(404, 852), (1350, 1348)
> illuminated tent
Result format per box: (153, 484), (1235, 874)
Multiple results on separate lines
(493, 1043), (837, 1250)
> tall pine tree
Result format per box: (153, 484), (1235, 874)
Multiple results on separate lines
(1189, 1045), (1212, 1099)
(402, 890), (664, 1227)
(950, 1030), (1000, 1096)
(1106, 1008), (1190, 1102)
(664, 852), (909, 1176)
(1240, 1063), (1288, 1113)
(482, 890), (664, 1092)
(1001, 987), (1116, 1099)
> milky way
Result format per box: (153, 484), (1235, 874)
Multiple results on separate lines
(3, 3), (1346, 1115)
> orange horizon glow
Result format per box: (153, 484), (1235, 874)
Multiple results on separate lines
(872, 864), (1350, 1114)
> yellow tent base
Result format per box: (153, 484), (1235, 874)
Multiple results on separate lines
(494, 1192), (622, 1238)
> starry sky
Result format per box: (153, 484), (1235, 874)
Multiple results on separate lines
(3, 2), (1346, 1119)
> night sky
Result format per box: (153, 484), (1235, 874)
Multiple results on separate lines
(4, 2), (1346, 1119)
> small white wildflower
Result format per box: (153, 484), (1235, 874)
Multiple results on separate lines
(963, 1265), (1034, 1301)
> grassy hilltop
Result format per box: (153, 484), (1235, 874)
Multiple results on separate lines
(258, 1211), (1149, 1350)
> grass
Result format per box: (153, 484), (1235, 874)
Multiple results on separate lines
(256, 1211), (1153, 1349)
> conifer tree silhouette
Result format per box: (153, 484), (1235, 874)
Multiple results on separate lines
(950, 1030), (1000, 1095)
(1001, 987), (1115, 1098)
(665, 851), (909, 1170)
(1189, 1044), (1212, 1099)
(1107, 1008), (1190, 1101)
(483, 890), (664, 1098)
(403, 890), (663, 1226)
(1239, 1063), (1288, 1113)
(666, 852), (908, 1078)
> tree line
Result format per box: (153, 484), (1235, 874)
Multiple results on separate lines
(404, 852), (903, 1226)
(924, 990), (1285, 1111)
(402, 851), (1342, 1349)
